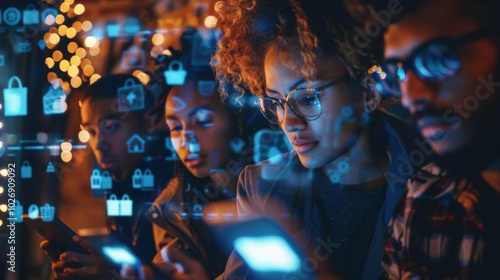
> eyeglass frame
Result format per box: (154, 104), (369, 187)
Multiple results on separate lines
(256, 77), (345, 124)
(378, 26), (499, 86)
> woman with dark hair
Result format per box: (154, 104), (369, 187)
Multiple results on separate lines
(144, 28), (264, 280)
(212, 0), (427, 279)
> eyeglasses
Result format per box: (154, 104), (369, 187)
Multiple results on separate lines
(256, 78), (345, 124)
(373, 27), (499, 96)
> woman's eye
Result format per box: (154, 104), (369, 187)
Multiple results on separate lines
(298, 94), (319, 105)
(196, 120), (213, 127)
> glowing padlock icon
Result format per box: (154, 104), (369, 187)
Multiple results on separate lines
(90, 169), (102, 189)
(21, 161), (32, 179)
(164, 60), (187, 85)
(3, 76), (28, 117)
(132, 169), (142, 188)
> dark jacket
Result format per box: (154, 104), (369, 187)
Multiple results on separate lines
(222, 112), (428, 280)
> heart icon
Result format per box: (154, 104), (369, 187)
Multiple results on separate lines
(38, 39), (46, 50)
(230, 138), (245, 154)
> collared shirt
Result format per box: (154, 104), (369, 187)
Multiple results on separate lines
(382, 163), (500, 279)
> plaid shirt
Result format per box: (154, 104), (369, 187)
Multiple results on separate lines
(382, 162), (500, 279)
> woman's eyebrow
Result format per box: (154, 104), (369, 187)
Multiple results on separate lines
(265, 79), (307, 97)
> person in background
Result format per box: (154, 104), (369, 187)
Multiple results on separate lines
(143, 28), (264, 280)
(350, 0), (500, 278)
(212, 0), (427, 279)
(41, 74), (175, 279)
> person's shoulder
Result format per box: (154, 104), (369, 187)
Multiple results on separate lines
(405, 162), (455, 199)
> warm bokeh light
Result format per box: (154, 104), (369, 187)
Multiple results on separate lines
(0, 169), (8, 177)
(83, 65), (94, 76)
(78, 130), (90, 143)
(84, 36), (98, 48)
(66, 27), (77, 39)
(133, 70), (151, 85)
(56, 14), (66, 24)
(52, 50), (63, 62)
(59, 60), (70, 72)
(81, 58), (91, 68)
(163, 49), (172, 56)
(61, 151), (72, 162)
(67, 42), (78, 53)
(60, 2), (70, 13)
(74, 4), (85, 15)
(45, 57), (55, 69)
(70, 56), (81, 66)
(62, 81), (71, 93)
(76, 48), (87, 59)
(90, 74), (101, 84)
(152, 34), (164, 46)
(0, 141), (3, 148)
(82, 21), (92, 32)
(49, 33), (61, 45)
(0, 122), (3, 129)
(58, 25), (68, 36)
(61, 141), (72, 152)
(68, 65), (79, 77)
(0, 186), (3, 194)
(0, 204), (8, 212)
(65, 0), (75, 4)
(47, 72), (57, 83)
(89, 47), (100, 56)
(72, 21), (82, 32)
(71, 76), (82, 88)
(204, 15), (218, 28)
(45, 15), (56, 25)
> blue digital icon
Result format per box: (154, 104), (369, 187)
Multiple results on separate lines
(198, 80), (216, 96)
(117, 79), (145, 112)
(253, 129), (292, 163)
(124, 17), (141, 35)
(41, 8), (58, 25)
(91, 169), (112, 189)
(127, 134), (145, 153)
(13, 200), (23, 222)
(43, 85), (67, 115)
(164, 60), (187, 85)
(132, 169), (142, 189)
(23, 4), (40, 25)
(230, 138), (245, 154)
(121, 46), (145, 69)
(166, 96), (186, 112)
(28, 204), (39, 219)
(107, 194), (133, 216)
(106, 22), (121, 38)
(165, 137), (179, 161)
(3, 7), (21, 26)
(21, 161), (32, 178)
(46, 162), (55, 173)
(3, 76), (28, 117)
(38, 39), (46, 50)
(0, 54), (4, 66)
(8, 33), (32, 53)
(142, 169), (154, 188)
(40, 203), (55, 222)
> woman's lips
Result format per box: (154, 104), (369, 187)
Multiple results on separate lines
(184, 155), (205, 168)
(291, 140), (319, 153)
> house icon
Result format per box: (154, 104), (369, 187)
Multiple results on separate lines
(127, 134), (146, 153)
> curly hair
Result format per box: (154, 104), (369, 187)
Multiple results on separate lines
(212, 0), (383, 99)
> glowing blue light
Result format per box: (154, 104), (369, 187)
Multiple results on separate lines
(234, 236), (301, 272)
(414, 56), (433, 78)
(102, 246), (138, 265)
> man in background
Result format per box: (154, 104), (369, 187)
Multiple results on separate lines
(41, 74), (174, 279)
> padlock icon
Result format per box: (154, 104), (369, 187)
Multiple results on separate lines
(101, 171), (112, 189)
(164, 60), (187, 85)
(90, 169), (101, 189)
(13, 200), (23, 222)
(132, 169), (142, 188)
(120, 194), (133, 216)
(23, 4), (40, 25)
(28, 204), (39, 219)
(21, 161), (32, 179)
(142, 169), (154, 189)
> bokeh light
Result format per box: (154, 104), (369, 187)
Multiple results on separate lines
(78, 130), (90, 143)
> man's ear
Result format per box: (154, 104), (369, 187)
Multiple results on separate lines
(364, 84), (382, 112)
(144, 111), (157, 134)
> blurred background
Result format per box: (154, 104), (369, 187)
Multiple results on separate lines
(0, 1), (228, 279)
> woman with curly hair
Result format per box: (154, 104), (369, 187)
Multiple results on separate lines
(212, 0), (427, 279)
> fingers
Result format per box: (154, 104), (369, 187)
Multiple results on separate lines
(72, 235), (95, 254)
(160, 246), (209, 280)
(40, 240), (61, 262)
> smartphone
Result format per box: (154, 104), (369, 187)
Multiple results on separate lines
(209, 217), (307, 279)
(22, 215), (90, 255)
(79, 229), (141, 266)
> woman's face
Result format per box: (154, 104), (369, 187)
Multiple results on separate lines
(263, 47), (368, 169)
(165, 82), (235, 178)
